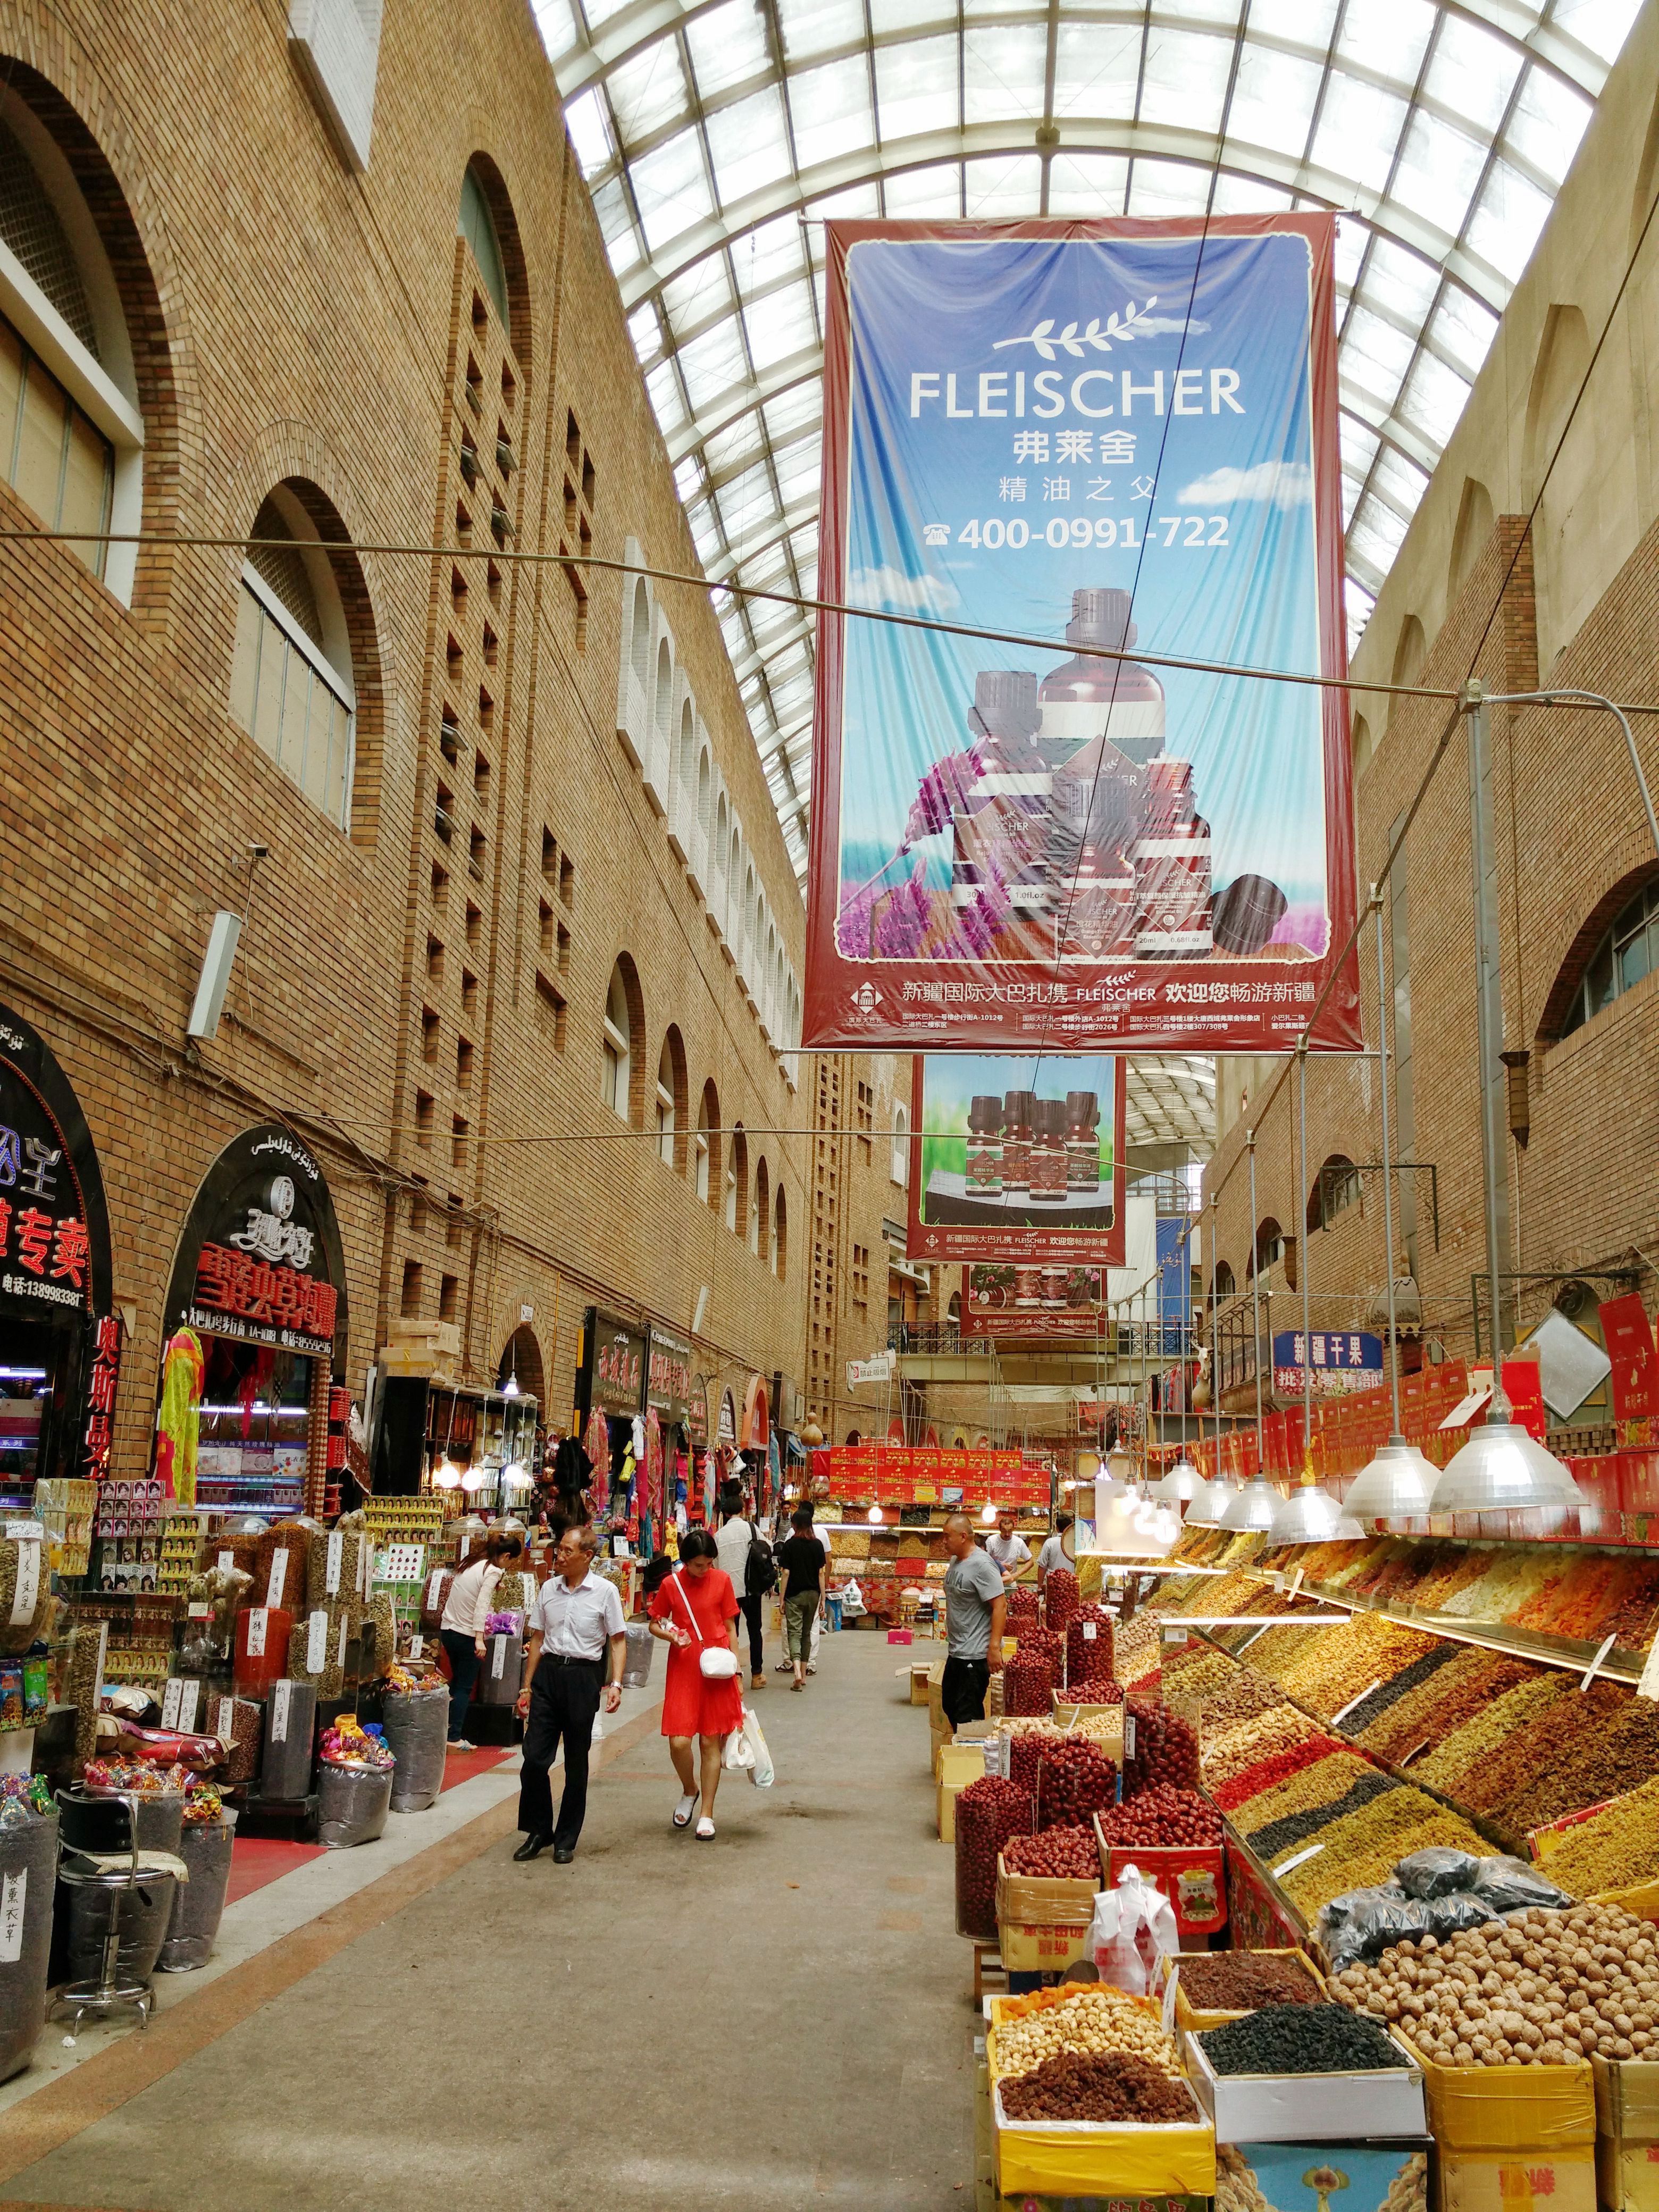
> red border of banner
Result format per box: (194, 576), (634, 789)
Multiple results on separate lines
(804, 214), (1361, 1055)
(904, 1057), (1128, 1266)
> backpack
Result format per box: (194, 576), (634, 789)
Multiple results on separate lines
(744, 1522), (779, 1598)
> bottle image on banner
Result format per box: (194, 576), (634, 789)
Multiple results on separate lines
(1065, 1091), (1100, 1194)
(1001, 1091), (1035, 1195)
(1133, 758), (1214, 959)
(1030, 1100), (1069, 1202)
(949, 670), (1051, 958)
(965, 1095), (1003, 1196)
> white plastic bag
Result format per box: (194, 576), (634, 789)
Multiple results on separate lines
(841, 1577), (866, 1616)
(721, 1704), (774, 1787)
(723, 1717), (755, 1771)
(1088, 1863), (1180, 1995)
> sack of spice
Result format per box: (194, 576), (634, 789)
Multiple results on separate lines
(381, 1687), (448, 1813)
(0, 1799), (56, 2083)
(317, 1758), (392, 1849)
(157, 1806), (237, 1973)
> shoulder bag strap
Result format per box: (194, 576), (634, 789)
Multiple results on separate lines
(670, 1568), (705, 1643)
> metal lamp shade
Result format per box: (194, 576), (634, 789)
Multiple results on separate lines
(1270, 1482), (1364, 1544)
(1188, 1477), (1239, 1526)
(1154, 1459), (1202, 1504)
(1218, 1477), (1282, 1533)
(1344, 1440), (1439, 1523)
(1430, 1422), (1585, 1516)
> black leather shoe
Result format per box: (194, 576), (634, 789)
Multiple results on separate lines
(552, 1845), (575, 1864)
(513, 1834), (551, 1861)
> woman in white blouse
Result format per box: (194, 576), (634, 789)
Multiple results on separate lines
(440, 1531), (523, 1750)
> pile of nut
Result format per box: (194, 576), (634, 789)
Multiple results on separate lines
(1176, 1950), (1323, 2012)
(991, 1986), (1183, 2080)
(1000, 2050), (1199, 2123)
(1329, 1904), (1659, 2065)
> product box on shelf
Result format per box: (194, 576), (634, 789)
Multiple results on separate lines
(1094, 1821), (1228, 1940)
(1051, 1696), (1126, 1760)
(1219, 2138), (1432, 2212)
(1437, 2147), (1596, 2212)
(1182, 2023), (1427, 2143)
(1592, 2054), (1659, 2212)
(988, 1993), (1216, 2199)
(995, 1851), (1101, 1972)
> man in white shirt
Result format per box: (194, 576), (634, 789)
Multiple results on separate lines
(512, 1527), (626, 1863)
(984, 1510), (1032, 1578)
(1035, 1514), (1074, 1582)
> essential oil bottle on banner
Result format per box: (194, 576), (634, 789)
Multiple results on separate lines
(1001, 1090), (1035, 1194)
(949, 671), (1052, 958)
(1065, 1091), (1100, 1193)
(965, 1095), (1003, 1196)
(1130, 757), (1214, 958)
(1030, 1100), (1069, 1202)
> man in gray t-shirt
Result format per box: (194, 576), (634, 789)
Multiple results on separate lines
(941, 1514), (1006, 1727)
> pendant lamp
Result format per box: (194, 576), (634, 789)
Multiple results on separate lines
(1154, 1456), (1202, 1505)
(1218, 1477), (1281, 1534)
(1270, 1472), (1364, 1544)
(1430, 1421), (1582, 1516)
(1344, 1439), (1438, 1522)
(1189, 1476), (1238, 1526)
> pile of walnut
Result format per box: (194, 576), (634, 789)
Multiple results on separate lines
(1330, 1904), (1659, 2066)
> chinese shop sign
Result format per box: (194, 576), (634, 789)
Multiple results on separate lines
(580, 1308), (647, 1419)
(165, 1126), (346, 1361)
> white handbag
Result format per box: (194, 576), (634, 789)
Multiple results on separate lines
(671, 1570), (739, 1679)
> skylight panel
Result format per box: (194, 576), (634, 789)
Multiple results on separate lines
(1426, 16), (1522, 134)
(1045, 152), (1130, 217)
(764, 383), (825, 445)
(964, 152), (1042, 216)
(564, 86), (615, 177)
(1138, 25), (1233, 135)
(1502, 64), (1592, 185)
(1126, 162), (1212, 219)
(591, 173), (641, 261)
(777, 0), (866, 66)
(1465, 157), (1553, 282)
(1228, 44), (1326, 157)
(676, 317), (754, 411)
(884, 167), (968, 216)
(787, 54), (876, 174)
(874, 36), (961, 141)
(706, 86), (795, 211)
(1355, 235), (1441, 327)
(530, 0), (581, 64)
(1312, 76), (1410, 195)
(743, 280), (819, 369)
(1396, 348), (1471, 448)
(962, 24), (1047, 125)
(702, 413), (769, 482)
(1335, 0), (1436, 91)
(629, 300), (665, 367)
(1547, 0), (1642, 64)
(647, 358), (689, 438)
(1051, 22), (1142, 118)
(684, 0), (775, 100)
(1389, 111), (1487, 231)
(630, 129), (716, 254)
(608, 45), (692, 147)
(1427, 288), (1499, 381)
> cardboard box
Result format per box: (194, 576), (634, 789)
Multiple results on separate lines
(992, 2084), (1215, 2199)
(940, 1776), (971, 1844)
(1593, 2055), (1659, 2212)
(1183, 2023), (1427, 2143)
(1393, 2027), (1595, 2154)
(1222, 2137), (1431, 2212)
(910, 1662), (932, 1705)
(1051, 1696), (1126, 1761)
(1438, 2146), (1596, 2212)
(995, 1850), (1100, 1972)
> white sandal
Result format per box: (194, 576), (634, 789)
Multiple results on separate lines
(694, 1815), (716, 1840)
(672, 1793), (697, 1829)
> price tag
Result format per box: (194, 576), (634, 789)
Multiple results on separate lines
(0, 1870), (27, 1964)
(1123, 1712), (1137, 1762)
(325, 1530), (343, 1597)
(177, 1679), (199, 1731)
(161, 1678), (183, 1729)
(1273, 1841), (1326, 1878)
(217, 1551), (234, 1574)
(246, 1607), (269, 1659)
(459, 1533), (472, 1563)
(1288, 1566), (1305, 1601)
(1579, 1632), (1618, 1692)
(410, 1633), (424, 1658)
(1162, 1624), (1188, 1646)
(1270, 1570), (1286, 1595)
(1332, 1678), (1383, 1727)
(9, 1539), (39, 1628)
(1637, 1632), (1659, 1704)
(265, 1550), (288, 1609)
(306, 1610), (328, 1674)
(187, 1602), (211, 1620)
(5, 1520), (45, 1544)
(425, 1566), (447, 1610)
(216, 1696), (236, 1748)
(491, 1635), (506, 1679)
(336, 1615), (348, 1665)
(93, 1620), (108, 1703)
(271, 1679), (291, 1745)
(1400, 1738), (1432, 1766)
(1082, 1622), (1097, 1641)
(358, 1543), (371, 1598)
(1162, 1963), (1180, 2038)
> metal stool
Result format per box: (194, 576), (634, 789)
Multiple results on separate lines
(49, 1789), (159, 2034)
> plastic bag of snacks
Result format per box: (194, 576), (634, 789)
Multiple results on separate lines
(157, 1802), (237, 1972)
(0, 1787), (56, 2083)
(317, 1759), (392, 1849)
(320, 1715), (395, 1770)
(1090, 1864), (1180, 1996)
(380, 1687), (449, 1814)
(954, 1773), (1035, 1941)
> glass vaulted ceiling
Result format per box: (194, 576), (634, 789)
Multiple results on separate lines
(539, 0), (1636, 895)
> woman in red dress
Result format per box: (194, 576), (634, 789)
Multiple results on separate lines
(648, 1527), (744, 1839)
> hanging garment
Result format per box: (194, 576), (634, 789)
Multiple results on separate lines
(155, 1329), (205, 1505)
(644, 1407), (664, 1522)
(584, 1407), (611, 1515)
(552, 1433), (593, 1506)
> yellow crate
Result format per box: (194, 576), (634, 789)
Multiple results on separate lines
(1437, 2146), (1595, 2212)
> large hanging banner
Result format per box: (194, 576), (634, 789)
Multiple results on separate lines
(907, 1052), (1126, 1266)
(805, 216), (1360, 1053)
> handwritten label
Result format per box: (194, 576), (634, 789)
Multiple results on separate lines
(306, 1610), (328, 1675)
(216, 1696), (236, 1748)
(5, 1520), (44, 1544)
(217, 1551), (234, 1574)
(161, 1678), (183, 1729)
(425, 1566), (447, 1611)
(265, 1551), (288, 1609)
(271, 1679), (291, 1745)
(177, 1679), (199, 1732)
(491, 1635), (506, 1679)
(1274, 1841), (1326, 1878)
(459, 1533), (472, 1563)
(246, 1607), (269, 1659)
(9, 1539), (39, 1628)
(1332, 1678), (1383, 1727)
(410, 1633), (424, 1658)
(187, 1602), (211, 1620)
(0, 1870), (26, 1963)
(1123, 1712), (1137, 1762)
(1580, 1632), (1618, 1692)
(1637, 1631), (1659, 1704)
(325, 1530), (343, 1597)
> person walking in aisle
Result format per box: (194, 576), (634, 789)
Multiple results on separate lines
(513, 1527), (626, 1864)
(439, 1529), (524, 1752)
(941, 1513), (1006, 1729)
(775, 1505), (826, 1690)
(985, 1509), (1032, 1579)
(715, 1483), (772, 1692)
(1035, 1514), (1074, 1583)
(648, 1526), (744, 1839)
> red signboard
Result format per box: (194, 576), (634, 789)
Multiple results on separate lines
(960, 1262), (1105, 1339)
(1600, 1293), (1659, 1423)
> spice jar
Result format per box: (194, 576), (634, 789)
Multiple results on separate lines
(966, 1095), (1003, 1197)
(1002, 1091), (1035, 1194)
(1066, 1090), (1100, 1193)
(1031, 1100), (1069, 1201)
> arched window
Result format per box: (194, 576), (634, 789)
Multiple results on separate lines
(774, 1187), (787, 1278)
(1308, 1155), (1361, 1234)
(948, 1289), (962, 1339)
(629, 577), (650, 693)
(753, 1158), (769, 1258)
(458, 162), (509, 326)
(230, 486), (363, 828)
(0, 86), (155, 602)
(696, 1079), (719, 1205)
(654, 636), (673, 752)
(726, 1124), (748, 1236)
(601, 960), (634, 1120)
(1549, 875), (1659, 1039)
(891, 1103), (909, 1186)
(1247, 1221), (1283, 1280)
(656, 1030), (686, 1168)
(1212, 1261), (1236, 1303)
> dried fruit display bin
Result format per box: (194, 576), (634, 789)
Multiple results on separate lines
(1184, 2022), (1427, 2142)
(1163, 1946), (1327, 2033)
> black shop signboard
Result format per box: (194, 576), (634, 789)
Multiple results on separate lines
(0, 1005), (116, 1484)
(576, 1307), (646, 1423)
(646, 1326), (692, 1426)
(164, 1125), (347, 1363)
